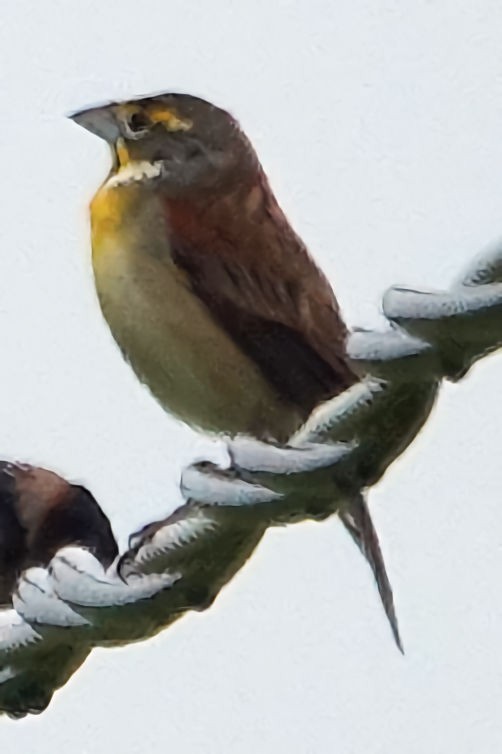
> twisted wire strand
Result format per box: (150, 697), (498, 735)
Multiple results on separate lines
(1, 239), (502, 718)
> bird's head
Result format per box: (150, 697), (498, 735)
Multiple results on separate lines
(69, 92), (258, 195)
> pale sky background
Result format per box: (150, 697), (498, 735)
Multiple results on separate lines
(1, 1), (502, 751)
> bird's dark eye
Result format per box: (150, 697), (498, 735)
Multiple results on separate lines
(127, 111), (151, 134)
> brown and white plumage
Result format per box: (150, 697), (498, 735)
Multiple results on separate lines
(0, 462), (117, 605)
(71, 93), (356, 440)
(70, 92), (401, 649)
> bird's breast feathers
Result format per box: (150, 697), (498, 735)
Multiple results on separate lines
(90, 182), (303, 438)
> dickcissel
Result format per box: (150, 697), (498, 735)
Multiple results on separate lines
(0, 462), (117, 605)
(70, 93), (401, 649)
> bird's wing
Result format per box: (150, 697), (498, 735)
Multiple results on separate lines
(169, 199), (356, 415)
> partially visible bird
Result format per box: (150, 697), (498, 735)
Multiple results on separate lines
(70, 93), (400, 649)
(0, 461), (118, 718)
(0, 462), (118, 605)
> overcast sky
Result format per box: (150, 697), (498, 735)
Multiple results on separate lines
(1, 1), (502, 751)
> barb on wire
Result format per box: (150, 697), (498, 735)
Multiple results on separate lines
(1, 239), (502, 718)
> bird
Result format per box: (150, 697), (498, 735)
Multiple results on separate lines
(70, 92), (401, 649)
(0, 461), (118, 717)
(0, 461), (118, 605)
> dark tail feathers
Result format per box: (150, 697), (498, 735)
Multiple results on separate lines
(340, 494), (403, 653)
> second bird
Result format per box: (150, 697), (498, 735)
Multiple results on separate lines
(70, 92), (401, 649)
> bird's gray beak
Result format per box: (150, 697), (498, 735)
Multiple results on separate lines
(68, 104), (121, 142)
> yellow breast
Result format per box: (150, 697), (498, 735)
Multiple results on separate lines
(89, 181), (302, 440)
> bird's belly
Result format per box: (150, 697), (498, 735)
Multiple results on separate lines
(92, 226), (302, 440)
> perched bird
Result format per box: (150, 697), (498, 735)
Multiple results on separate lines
(70, 93), (401, 649)
(0, 461), (118, 718)
(0, 461), (118, 605)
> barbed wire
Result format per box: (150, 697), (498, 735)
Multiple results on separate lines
(1, 239), (502, 718)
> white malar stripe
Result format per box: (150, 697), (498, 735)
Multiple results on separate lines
(105, 160), (163, 188)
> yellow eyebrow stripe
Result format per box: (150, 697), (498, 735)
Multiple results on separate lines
(147, 106), (193, 132)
